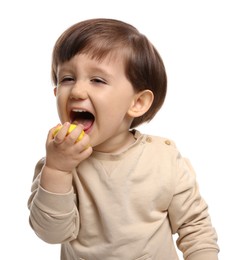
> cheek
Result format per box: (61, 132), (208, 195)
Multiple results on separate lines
(100, 99), (131, 122)
(55, 90), (68, 119)
(114, 90), (134, 107)
(56, 95), (63, 111)
(56, 88), (68, 105)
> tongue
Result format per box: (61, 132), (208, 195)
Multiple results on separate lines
(73, 119), (93, 131)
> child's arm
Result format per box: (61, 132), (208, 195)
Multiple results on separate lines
(28, 158), (80, 244)
(28, 123), (92, 243)
(168, 156), (219, 260)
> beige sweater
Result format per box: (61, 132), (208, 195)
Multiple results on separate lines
(28, 131), (219, 259)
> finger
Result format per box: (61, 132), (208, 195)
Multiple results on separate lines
(53, 122), (70, 143)
(78, 146), (93, 161)
(65, 124), (85, 144)
(46, 124), (61, 143)
(72, 134), (90, 153)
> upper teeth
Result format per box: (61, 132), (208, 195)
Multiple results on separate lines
(72, 109), (86, 112)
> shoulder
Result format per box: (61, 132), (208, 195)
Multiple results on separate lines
(149, 135), (177, 148)
(140, 132), (178, 152)
(135, 130), (180, 159)
(134, 129), (176, 146)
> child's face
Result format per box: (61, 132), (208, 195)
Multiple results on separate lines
(54, 53), (138, 152)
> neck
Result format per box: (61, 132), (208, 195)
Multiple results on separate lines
(93, 131), (136, 154)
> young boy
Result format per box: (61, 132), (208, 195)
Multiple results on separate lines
(28, 18), (219, 260)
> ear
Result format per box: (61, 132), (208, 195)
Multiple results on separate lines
(53, 87), (57, 96)
(127, 90), (154, 118)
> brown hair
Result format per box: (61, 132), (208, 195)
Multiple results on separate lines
(51, 18), (167, 128)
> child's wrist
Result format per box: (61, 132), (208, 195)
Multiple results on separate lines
(40, 165), (73, 193)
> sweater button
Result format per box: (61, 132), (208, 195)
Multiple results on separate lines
(165, 140), (171, 145)
(146, 137), (152, 143)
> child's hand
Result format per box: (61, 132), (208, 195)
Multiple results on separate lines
(45, 122), (93, 173)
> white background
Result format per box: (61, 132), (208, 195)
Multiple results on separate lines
(0, 0), (243, 259)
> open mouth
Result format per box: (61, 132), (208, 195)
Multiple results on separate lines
(70, 109), (95, 131)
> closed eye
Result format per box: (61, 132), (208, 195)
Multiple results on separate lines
(90, 77), (107, 85)
(58, 76), (75, 85)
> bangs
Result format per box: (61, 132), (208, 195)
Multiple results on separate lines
(56, 34), (125, 63)
(52, 29), (132, 85)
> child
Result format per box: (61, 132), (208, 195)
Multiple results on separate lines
(28, 18), (219, 260)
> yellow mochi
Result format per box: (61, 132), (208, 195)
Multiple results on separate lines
(53, 124), (85, 141)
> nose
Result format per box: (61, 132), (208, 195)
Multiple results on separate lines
(70, 81), (88, 100)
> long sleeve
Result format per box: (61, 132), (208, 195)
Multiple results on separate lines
(168, 154), (219, 259)
(28, 158), (80, 244)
